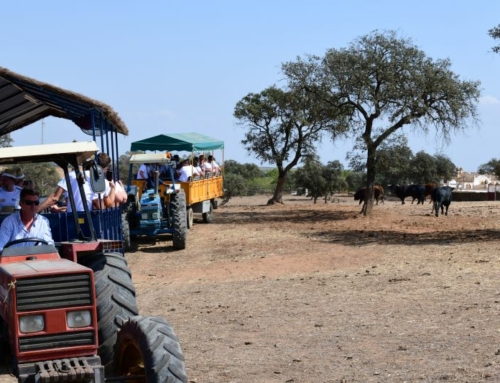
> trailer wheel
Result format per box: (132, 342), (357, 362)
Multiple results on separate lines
(186, 207), (193, 229)
(171, 190), (187, 249)
(202, 202), (213, 223)
(114, 315), (187, 383)
(121, 212), (132, 251)
(82, 252), (139, 375)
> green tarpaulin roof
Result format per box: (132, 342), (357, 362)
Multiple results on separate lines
(130, 133), (224, 152)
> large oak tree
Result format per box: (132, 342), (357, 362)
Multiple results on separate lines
(283, 30), (481, 215)
(234, 86), (348, 204)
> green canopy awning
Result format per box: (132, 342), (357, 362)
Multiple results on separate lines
(130, 133), (224, 152)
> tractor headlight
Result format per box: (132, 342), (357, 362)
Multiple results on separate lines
(19, 315), (44, 333)
(141, 212), (148, 220)
(67, 310), (92, 328)
(152, 212), (158, 219)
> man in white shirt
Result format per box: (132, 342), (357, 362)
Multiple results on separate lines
(0, 188), (54, 251)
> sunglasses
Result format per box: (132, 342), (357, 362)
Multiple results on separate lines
(23, 200), (40, 206)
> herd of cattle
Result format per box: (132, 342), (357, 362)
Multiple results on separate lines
(354, 184), (454, 217)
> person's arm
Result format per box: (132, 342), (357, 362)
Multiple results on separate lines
(0, 216), (15, 251)
(103, 180), (116, 208)
(114, 181), (128, 205)
(37, 187), (64, 213)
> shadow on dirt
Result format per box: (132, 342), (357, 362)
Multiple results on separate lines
(126, 234), (179, 254)
(312, 228), (500, 246)
(215, 208), (500, 246)
(216, 208), (354, 223)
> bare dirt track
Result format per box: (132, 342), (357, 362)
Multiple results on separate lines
(126, 194), (500, 383)
(2, 194), (499, 383)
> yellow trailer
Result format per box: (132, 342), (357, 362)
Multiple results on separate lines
(129, 133), (224, 227)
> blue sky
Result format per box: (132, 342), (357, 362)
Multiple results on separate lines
(2, 1), (499, 172)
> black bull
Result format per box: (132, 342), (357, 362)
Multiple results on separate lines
(431, 186), (453, 217)
(390, 184), (426, 205)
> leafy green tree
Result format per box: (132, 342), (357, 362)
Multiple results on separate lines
(234, 85), (348, 205)
(344, 171), (366, 193)
(478, 158), (500, 178)
(322, 160), (345, 199)
(283, 30), (481, 215)
(224, 160), (264, 179)
(433, 154), (456, 182)
(21, 163), (60, 196)
(294, 156), (327, 203)
(347, 134), (414, 187)
(221, 173), (248, 205)
(489, 24), (500, 53)
(408, 151), (438, 184)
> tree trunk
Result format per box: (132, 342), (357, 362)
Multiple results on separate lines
(267, 174), (286, 205)
(362, 147), (377, 216)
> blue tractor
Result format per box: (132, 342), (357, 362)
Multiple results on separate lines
(124, 153), (187, 250)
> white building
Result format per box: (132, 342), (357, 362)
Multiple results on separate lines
(445, 167), (500, 191)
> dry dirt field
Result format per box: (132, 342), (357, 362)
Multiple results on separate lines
(2, 194), (500, 383)
(126, 194), (500, 383)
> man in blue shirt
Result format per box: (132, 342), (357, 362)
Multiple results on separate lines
(0, 188), (54, 252)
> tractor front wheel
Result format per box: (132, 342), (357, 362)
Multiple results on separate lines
(82, 252), (139, 375)
(171, 190), (187, 249)
(114, 315), (187, 383)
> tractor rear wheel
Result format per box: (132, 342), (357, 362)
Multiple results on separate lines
(82, 252), (139, 375)
(171, 190), (187, 249)
(202, 202), (213, 223)
(114, 315), (187, 383)
(122, 212), (132, 251)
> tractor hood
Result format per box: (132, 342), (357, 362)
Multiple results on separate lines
(0, 258), (91, 303)
(0, 258), (90, 279)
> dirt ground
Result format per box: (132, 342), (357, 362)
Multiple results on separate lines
(126, 194), (500, 383)
(1, 194), (499, 383)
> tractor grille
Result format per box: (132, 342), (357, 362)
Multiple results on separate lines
(16, 274), (92, 312)
(19, 331), (94, 352)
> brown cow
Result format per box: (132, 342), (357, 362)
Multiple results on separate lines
(354, 185), (385, 206)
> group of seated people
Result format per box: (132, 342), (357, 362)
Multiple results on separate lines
(137, 153), (221, 185)
(0, 153), (128, 252)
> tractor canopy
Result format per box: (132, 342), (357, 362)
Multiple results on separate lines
(0, 66), (129, 137)
(130, 133), (224, 152)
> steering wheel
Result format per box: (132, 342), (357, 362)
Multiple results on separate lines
(3, 238), (49, 249)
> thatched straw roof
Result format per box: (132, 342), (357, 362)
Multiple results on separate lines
(0, 66), (129, 136)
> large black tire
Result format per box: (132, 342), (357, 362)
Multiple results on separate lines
(121, 212), (132, 251)
(202, 201), (213, 223)
(170, 190), (187, 250)
(114, 315), (187, 383)
(82, 252), (139, 375)
(186, 207), (193, 229)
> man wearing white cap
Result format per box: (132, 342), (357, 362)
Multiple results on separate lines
(0, 169), (21, 212)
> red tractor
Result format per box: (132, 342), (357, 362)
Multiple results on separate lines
(0, 68), (187, 382)
(0, 142), (187, 382)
